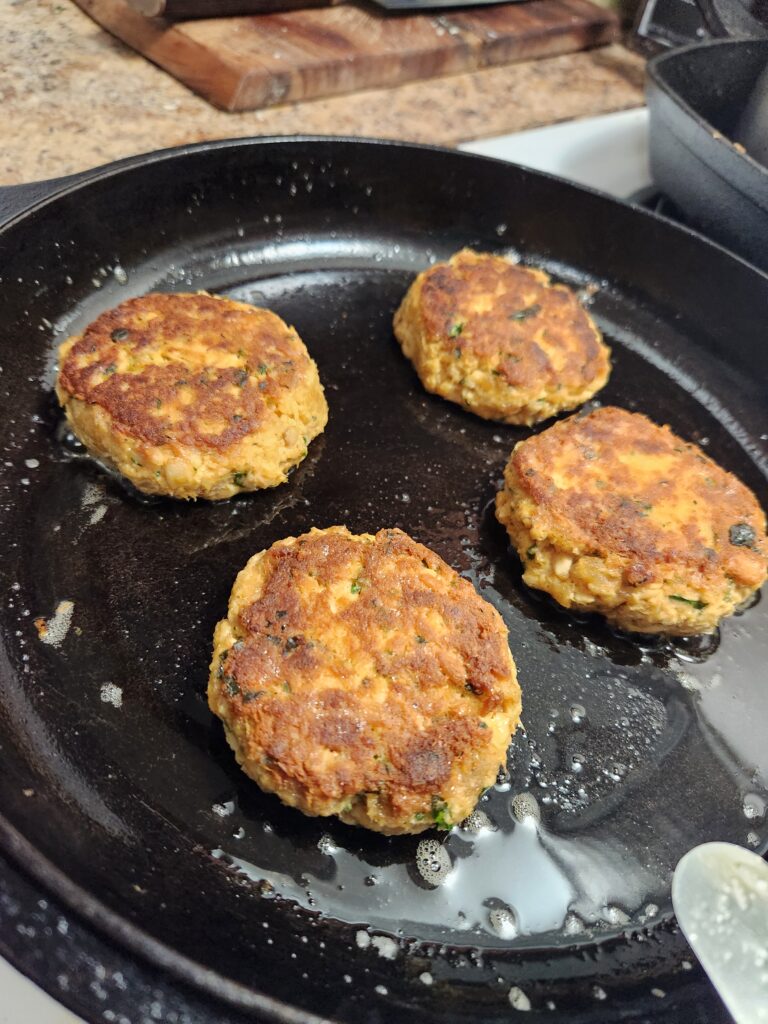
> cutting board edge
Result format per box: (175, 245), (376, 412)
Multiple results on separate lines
(72, 0), (621, 113)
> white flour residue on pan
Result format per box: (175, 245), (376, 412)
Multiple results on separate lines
(370, 935), (399, 960)
(34, 600), (75, 647)
(81, 481), (108, 526)
(100, 683), (123, 709)
(508, 986), (531, 1011)
(348, 925), (398, 959)
(88, 505), (107, 526)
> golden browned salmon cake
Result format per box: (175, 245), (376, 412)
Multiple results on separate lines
(495, 406), (768, 635)
(208, 526), (522, 835)
(393, 249), (610, 425)
(56, 292), (328, 500)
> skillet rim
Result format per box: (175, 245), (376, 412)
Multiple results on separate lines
(0, 132), (767, 287)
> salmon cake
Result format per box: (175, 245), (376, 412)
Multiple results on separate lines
(208, 526), (522, 835)
(393, 249), (610, 425)
(56, 292), (328, 500)
(495, 406), (768, 635)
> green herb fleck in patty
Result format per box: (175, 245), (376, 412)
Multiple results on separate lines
(669, 595), (708, 610)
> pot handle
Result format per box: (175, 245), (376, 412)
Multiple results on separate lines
(0, 148), (169, 229)
(0, 170), (102, 231)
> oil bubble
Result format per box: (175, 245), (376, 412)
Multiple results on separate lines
(317, 834), (337, 855)
(743, 793), (766, 820)
(673, 630), (720, 663)
(569, 703), (586, 725)
(460, 809), (495, 833)
(489, 904), (518, 940)
(415, 839), (452, 886)
(603, 762), (626, 783)
(563, 912), (585, 936)
(603, 904), (630, 925)
(511, 792), (541, 824)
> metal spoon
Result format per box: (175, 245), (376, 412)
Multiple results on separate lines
(672, 842), (768, 1024)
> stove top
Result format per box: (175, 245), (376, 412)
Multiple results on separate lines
(460, 107), (650, 200)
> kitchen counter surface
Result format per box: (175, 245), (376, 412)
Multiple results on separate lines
(2, 0), (644, 186)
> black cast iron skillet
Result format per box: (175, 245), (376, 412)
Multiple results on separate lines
(646, 38), (768, 273)
(0, 137), (766, 1024)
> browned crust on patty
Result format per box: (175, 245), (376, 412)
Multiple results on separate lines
(57, 292), (311, 452)
(393, 250), (611, 425)
(209, 526), (522, 833)
(511, 407), (767, 591)
(421, 250), (607, 391)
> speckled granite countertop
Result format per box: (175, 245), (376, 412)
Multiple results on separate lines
(2, 0), (644, 185)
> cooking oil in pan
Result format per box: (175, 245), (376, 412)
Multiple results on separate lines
(204, 500), (767, 951)
(207, 574), (768, 951)
(211, 780), (667, 947)
(32, 254), (767, 965)
(208, 685), (672, 947)
(213, 798), (570, 943)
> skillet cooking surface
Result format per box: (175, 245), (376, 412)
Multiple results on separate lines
(0, 138), (766, 1023)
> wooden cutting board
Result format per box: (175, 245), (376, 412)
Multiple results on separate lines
(73, 0), (619, 112)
